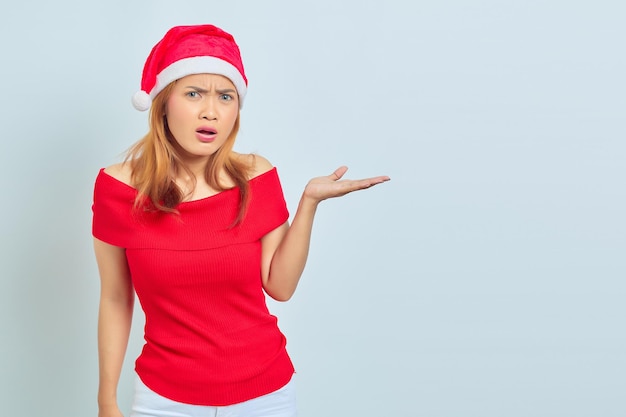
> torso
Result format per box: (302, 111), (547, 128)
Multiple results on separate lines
(92, 162), (294, 405)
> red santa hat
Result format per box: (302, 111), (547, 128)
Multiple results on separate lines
(132, 24), (248, 111)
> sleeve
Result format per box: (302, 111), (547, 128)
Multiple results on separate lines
(244, 168), (289, 239)
(92, 169), (136, 248)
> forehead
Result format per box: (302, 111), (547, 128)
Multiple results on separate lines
(176, 73), (236, 89)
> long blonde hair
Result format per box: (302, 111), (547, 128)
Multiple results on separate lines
(125, 81), (252, 225)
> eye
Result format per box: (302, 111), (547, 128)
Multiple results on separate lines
(219, 93), (234, 101)
(186, 91), (200, 99)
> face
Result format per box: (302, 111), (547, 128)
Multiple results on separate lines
(164, 73), (239, 165)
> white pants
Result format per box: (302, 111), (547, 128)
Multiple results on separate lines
(130, 375), (297, 417)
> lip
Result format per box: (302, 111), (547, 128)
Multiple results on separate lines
(195, 126), (218, 143)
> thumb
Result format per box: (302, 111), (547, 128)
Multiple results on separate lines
(331, 166), (349, 180)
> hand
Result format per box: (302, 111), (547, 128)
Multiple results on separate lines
(303, 166), (390, 204)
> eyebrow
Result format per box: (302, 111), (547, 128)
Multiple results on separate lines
(185, 86), (237, 94)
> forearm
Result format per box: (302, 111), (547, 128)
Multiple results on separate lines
(262, 166), (390, 301)
(97, 296), (134, 408)
(265, 195), (318, 301)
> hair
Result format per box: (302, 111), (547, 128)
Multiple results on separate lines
(124, 81), (252, 226)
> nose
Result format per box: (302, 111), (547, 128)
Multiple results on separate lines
(200, 97), (217, 120)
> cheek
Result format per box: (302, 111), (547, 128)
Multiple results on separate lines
(226, 108), (239, 126)
(166, 93), (193, 115)
(165, 103), (190, 131)
(164, 96), (176, 118)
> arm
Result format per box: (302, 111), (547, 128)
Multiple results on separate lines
(93, 238), (134, 417)
(261, 166), (390, 301)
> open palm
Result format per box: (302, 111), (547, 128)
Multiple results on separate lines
(303, 166), (390, 203)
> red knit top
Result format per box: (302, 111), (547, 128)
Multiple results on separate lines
(92, 167), (295, 406)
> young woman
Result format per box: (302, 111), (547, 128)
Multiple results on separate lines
(93, 24), (389, 417)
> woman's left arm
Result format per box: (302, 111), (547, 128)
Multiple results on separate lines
(261, 166), (389, 301)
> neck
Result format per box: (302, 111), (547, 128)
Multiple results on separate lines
(175, 159), (211, 201)
(181, 157), (211, 180)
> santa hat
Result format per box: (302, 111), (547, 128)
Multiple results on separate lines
(132, 24), (248, 111)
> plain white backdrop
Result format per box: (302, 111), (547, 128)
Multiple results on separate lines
(1, 1), (624, 416)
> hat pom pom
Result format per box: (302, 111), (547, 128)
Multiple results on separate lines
(132, 90), (151, 111)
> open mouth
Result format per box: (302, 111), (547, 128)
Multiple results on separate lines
(196, 128), (217, 135)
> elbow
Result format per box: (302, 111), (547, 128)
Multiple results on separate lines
(100, 293), (135, 311)
(270, 293), (293, 302)
(265, 286), (295, 302)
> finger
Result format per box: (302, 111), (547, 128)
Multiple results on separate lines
(349, 176), (389, 186)
(330, 166), (348, 181)
(366, 175), (391, 184)
(345, 176), (390, 191)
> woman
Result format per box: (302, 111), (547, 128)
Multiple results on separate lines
(93, 24), (389, 417)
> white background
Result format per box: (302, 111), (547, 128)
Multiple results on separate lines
(1, 1), (624, 416)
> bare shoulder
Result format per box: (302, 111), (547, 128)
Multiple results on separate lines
(233, 152), (275, 179)
(103, 162), (133, 186)
(250, 154), (274, 178)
